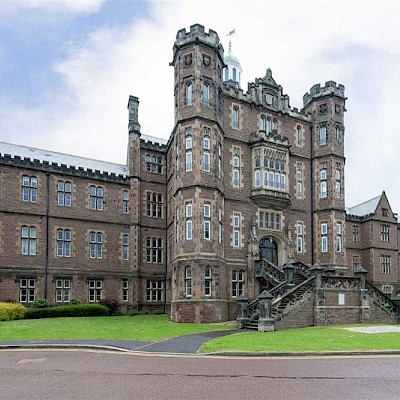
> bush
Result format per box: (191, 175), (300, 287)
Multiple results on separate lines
(24, 304), (109, 319)
(99, 298), (119, 315)
(0, 302), (26, 321)
(70, 298), (81, 305)
(31, 298), (49, 308)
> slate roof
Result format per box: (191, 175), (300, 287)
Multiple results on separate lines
(346, 195), (381, 217)
(0, 141), (129, 177)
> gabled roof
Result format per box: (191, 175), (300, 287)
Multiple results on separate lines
(346, 195), (381, 217)
(0, 142), (129, 177)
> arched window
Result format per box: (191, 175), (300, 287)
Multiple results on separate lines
(232, 67), (237, 81)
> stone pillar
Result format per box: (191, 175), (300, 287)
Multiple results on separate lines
(258, 290), (274, 332)
(354, 267), (369, 323)
(310, 263), (324, 288)
(310, 263), (325, 326)
(282, 263), (295, 288)
(236, 294), (249, 328)
(354, 266), (368, 290)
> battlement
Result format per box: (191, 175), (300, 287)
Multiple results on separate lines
(0, 142), (129, 183)
(173, 24), (223, 59)
(140, 135), (167, 152)
(303, 81), (345, 107)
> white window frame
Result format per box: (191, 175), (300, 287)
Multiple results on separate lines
(56, 228), (71, 257)
(57, 180), (72, 207)
(21, 226), (37, 256)
(122, 234), (129, 261)
(88, 279), (102, 303)
(56, 278), (71, 303)
(22, 175), (38, 203)
(204, 266), (212, 297)
(122, 190), (129, 214)
(185, 266), (192, 297)
(89, 231), (103, 259)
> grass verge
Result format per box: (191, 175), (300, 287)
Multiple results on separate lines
(200, 325), (400, 353)
(0, 314), (235, 341)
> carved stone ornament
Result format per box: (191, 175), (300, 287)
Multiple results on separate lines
(184, 54), (192, 66)
(203, 55), (211, 66)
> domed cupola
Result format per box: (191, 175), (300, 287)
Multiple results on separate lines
(223, 41), (242, 89)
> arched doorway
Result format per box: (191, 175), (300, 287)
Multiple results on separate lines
(259, 237), (278, 265)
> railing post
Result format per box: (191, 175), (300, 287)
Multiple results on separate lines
(354, 266), (369, 323)
(309, 263), (324, 288)
(354, 266), (368, 290)
(282, 263), (295, 288)
(236, 294), (249, 328)
(258, 290), (274, 332)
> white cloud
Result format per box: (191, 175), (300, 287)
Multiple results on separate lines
(0, 0), (399, 214)
(0, 0), (104, 15)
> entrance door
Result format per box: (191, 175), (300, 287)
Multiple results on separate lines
(259, 237), (278, 265)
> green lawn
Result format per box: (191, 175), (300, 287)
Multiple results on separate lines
(200, 325), (400, 353)
(0, 315), (234, 341)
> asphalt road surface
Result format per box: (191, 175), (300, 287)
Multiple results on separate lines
(1, 349), (399, 399)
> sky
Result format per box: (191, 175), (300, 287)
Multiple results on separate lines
(0, 0), (399, 217)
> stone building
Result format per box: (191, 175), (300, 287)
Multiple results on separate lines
(0, 24), (399, 326)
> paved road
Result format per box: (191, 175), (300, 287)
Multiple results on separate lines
(1, 349), (399, 399)
(0, 330), (238, 353)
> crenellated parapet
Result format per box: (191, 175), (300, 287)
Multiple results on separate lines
(140, 135), (167, 152)
(303, 81), (345, 107)
(0, 153), (129, 183)
(173, 24), (223, 59)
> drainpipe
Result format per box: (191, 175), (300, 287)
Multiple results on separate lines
(44, 172), (50, 299)
(164, 150), (168, 314)
(310, 125), (315, 266)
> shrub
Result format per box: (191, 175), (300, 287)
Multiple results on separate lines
(99, 298), (119, 315)
(24, 304), (109, 319)
(70, 298), (81, 305)
(31, 298), (49, 308)
(0, 302), (26, 321)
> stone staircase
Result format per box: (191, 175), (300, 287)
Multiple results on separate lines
(238, 262), (400, 331)
(241, 259), (314, 330)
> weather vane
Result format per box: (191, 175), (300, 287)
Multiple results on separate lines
(227, 28), (236, 37)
